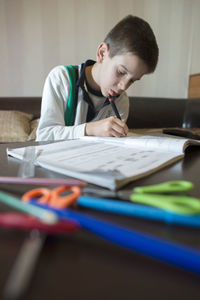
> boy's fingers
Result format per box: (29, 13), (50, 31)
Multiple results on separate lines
(85, 117), (128, 137)
(112, 124), (126, 136)
(110, 128), (122, 138)
(112, 118), (128, 135)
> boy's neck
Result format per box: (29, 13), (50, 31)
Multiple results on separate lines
(85, 64), (101, 92)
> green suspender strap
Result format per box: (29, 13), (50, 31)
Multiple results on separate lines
(64, 65), (78, 126)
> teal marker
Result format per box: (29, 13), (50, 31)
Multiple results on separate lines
(0, 191), (58, 225)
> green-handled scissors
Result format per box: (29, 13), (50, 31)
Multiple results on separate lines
(130, 181), (200, 215)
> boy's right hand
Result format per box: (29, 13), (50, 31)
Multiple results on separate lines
(85, 116), (129, 138)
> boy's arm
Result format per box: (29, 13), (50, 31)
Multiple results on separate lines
(36, 66), (87, 141)
(36, 67), (130, 141)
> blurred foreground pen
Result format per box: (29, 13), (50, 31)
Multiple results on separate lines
(0, 190), (58, 225)
(77, 195), (200, 228)
(31, 201), (200, 275)
(108, 93), (121, 120)
(0, 176), (87, 187)
(1, 213), (79, 300)
(3, 230), (45, 300)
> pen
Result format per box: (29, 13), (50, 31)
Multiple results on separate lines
(3, 230), (45, 300)
(0, 212), (79, 233)
(108, 93), (121, 120)
(77, 195), (200, 228)
(0, 190), (58, 225)
(30, 200), (200, 275)
(0, 176), (87, 187)
(1, 212), (79, 299)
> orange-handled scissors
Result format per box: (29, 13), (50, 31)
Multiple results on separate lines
(22, 186), (82, 209)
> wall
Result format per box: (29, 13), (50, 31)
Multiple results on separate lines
(189, 0), (200, 75)
(0, 0), (199, 98)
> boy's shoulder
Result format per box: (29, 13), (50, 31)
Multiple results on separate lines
(47, 64), (81, 81)
(48, 65), (68, 77)
(46, 65), (72, 85)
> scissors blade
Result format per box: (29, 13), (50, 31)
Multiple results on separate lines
(83, 186), (131, 200)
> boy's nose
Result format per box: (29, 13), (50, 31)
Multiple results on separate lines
(118, 79), (130, 92)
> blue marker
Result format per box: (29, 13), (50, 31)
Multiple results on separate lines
(30, 200), (200, 275)
(77, 195), (200, 228)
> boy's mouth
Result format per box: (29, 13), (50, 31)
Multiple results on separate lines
(110, 90), (119, 97)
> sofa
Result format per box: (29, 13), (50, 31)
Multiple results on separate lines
(0, 96), (200, 143)
(0, 97), (41, 143)
(128, 96), (200, 128)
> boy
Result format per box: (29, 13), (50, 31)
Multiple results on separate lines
(36, 15), (159, 141)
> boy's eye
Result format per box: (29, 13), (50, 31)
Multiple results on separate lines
(118, 70), (126, 76)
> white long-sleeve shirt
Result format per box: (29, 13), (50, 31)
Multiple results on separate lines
(36, 64), (129, 141)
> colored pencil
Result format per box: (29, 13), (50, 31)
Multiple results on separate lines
(0, 191), (58, 225)
(0, 176), (87, 187)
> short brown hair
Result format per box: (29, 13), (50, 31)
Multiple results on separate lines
(104, 15), (159, 73)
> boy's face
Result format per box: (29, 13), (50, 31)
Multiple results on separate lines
(96, 43), (148, 97)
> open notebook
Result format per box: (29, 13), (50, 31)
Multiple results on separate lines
(7, 133), (200, 190)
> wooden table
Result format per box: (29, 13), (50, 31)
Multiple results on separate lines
(0, 141), (200, 300)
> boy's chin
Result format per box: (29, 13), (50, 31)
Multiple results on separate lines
(102, 91), (108, 97)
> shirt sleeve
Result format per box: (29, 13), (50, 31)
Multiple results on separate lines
(36, 66), (86, 141)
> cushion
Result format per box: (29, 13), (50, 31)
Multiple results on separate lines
(0, 110), (33, 142)
(27, 118), (39, 141)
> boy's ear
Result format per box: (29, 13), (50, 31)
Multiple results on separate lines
(96, 42), (109, 63)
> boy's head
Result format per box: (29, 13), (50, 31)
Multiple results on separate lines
(94, 15), (159, 97)
(104, 15), (159, 73)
